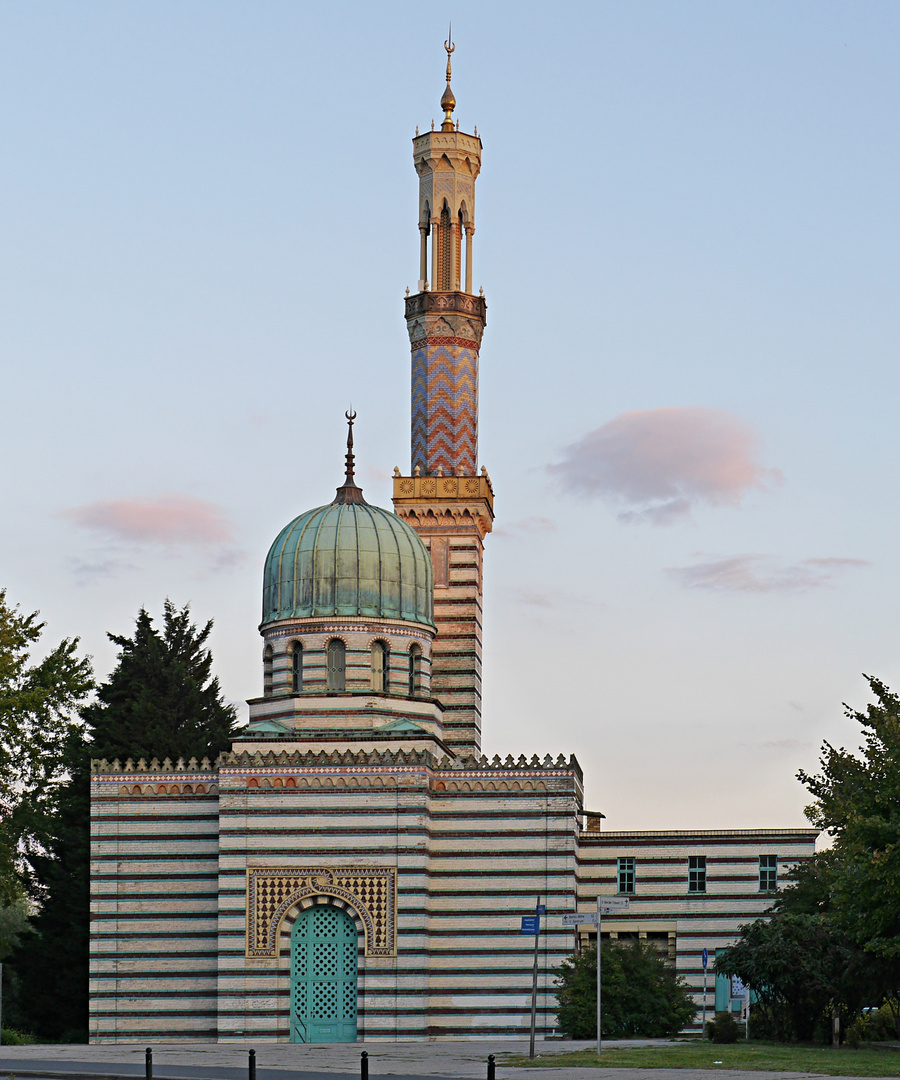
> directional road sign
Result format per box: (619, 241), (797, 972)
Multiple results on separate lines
(561, 911), (599, 926)
(598, 897), (630, 914)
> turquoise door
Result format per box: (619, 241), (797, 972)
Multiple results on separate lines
(290, 905), (358, 1042)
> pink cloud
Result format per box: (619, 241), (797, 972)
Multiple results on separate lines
(60, 494), (233, 547)
(494, 516), (556, 539)
(548, 407), (782, 524)
(665, 554), (869, 593)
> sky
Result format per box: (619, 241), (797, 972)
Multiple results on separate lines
(2, 1), (899, 831)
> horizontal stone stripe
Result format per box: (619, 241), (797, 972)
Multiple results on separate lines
(90, 950), (218, 961)
(213, 826), (574, 840)
(90, 811), (218, 822)
(90, 872), (218, 881)
(90, 1030), (217, 1039)
(91, 913), (219, 923)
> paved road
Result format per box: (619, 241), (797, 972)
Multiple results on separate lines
(0, 1041), (896, 1080)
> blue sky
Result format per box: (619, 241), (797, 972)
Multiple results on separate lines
(2, 1), (898, 829)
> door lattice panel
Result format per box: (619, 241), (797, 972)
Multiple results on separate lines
(290, 905), (358, 1043)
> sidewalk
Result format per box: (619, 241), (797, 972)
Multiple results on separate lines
(0, 1040), (896, 1080)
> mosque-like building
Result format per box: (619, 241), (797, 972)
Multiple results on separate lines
(89, 45), (816, 1043)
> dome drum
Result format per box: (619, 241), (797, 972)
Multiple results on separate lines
(260, 624), (434, 700)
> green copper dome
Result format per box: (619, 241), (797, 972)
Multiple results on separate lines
(262, 499), (434, 628)
(263, 415), (434, 629)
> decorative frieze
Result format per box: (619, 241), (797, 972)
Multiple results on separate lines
(246, 866), (396, 958)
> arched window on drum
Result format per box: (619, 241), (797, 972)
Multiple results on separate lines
(371, 641), (389, 693)
(408, 644), (421, 697)
(326, 639), (346, 692)
(291, 642), (303, 693)
(263, 645), (274, 697)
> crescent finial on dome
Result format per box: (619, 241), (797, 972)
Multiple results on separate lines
(334, 409), (366, 504)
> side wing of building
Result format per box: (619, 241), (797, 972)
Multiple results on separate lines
(576, 827), (818, 1031)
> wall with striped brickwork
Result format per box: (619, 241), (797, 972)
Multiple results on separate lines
(90, 750), (583, 1042)
(576, 828), (818, 1031)
(90, 770), (221, 1042)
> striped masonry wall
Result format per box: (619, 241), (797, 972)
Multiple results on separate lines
(90, 769), (221, 1042)
(576, 828), (818, 1031)
(89, 751), (583, 1043)
(425, 769), (581, 1037)
(392, 476), (494, 759)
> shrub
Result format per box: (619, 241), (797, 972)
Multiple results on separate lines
(556, 940), (697, 1038)
(706, 1011), (742, 1043)
(1, 1028), (37, 1044)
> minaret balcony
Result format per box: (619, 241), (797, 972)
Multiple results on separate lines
(404, 290), (486, 322)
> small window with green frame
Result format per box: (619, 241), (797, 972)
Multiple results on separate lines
(617, 856), (635, 894)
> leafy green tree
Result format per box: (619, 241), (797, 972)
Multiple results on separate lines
(715, 912), (877, 1042)
(0, 898), (30, 960)
(84, 599), (238, 762)
(556, 939), (696, 1038)
(798, 676), (900, 961)
(0, 588), (92, 898)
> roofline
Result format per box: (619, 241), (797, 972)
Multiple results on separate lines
(589, 828), (820, 839)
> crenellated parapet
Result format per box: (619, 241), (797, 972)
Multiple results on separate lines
(91, 755), (219, 774)
(91, 747), (581, 776)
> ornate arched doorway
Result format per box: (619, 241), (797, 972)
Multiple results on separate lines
(290, 905), (358, 1042)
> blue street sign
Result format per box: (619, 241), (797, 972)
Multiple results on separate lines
(521, 916), (540, 935)
(702, 948), (708, 970)
(536, 905), (546, 914)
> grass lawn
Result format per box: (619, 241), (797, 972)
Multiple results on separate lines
(503, 1041), (900, 1075)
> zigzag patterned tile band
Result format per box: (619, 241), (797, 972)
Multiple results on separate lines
(410, 338), (479, 475)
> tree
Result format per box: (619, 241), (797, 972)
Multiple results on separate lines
(84, 599), (238, 763)
(715, 912), (878, 1042)
(9, 599), (236, 1041)
(798, 676), (900, 961)
(0, 589), (92, 898)
(556, 939), (696, 1038)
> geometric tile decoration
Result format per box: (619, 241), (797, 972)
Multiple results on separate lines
(246, 867), (396, 958)
(411, 338), (479, 476)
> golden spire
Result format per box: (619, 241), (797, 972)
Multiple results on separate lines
(440, 27), (456, 132)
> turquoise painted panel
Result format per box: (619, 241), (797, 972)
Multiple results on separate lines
(715, 949), (730, 1012)
(291, 906), (358, 1043)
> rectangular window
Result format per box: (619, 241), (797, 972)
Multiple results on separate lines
(759, 854), (777, 891)
(688, 855), (707, 893)
(617, 857), (635, 894)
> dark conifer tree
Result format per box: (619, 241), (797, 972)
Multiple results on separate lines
(11, 601), (237, 1040)
(85, 599), (238, 762)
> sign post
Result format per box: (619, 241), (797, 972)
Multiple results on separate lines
(521, 901), (544, 1059)
(595, 897), (629, 1056)
(701, 948), (708, 1038)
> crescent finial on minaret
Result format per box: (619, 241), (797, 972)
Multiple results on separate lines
(440, 28), (457, 131)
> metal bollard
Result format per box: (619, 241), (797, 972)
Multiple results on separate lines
(249, 1049), (256, 1080)
(361, 1050), (369, 1080)
(487, 1054), (495, 1080)
(145, 1048), (153, 1080)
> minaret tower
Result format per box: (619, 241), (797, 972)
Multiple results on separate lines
(393, 36), (493, 757)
